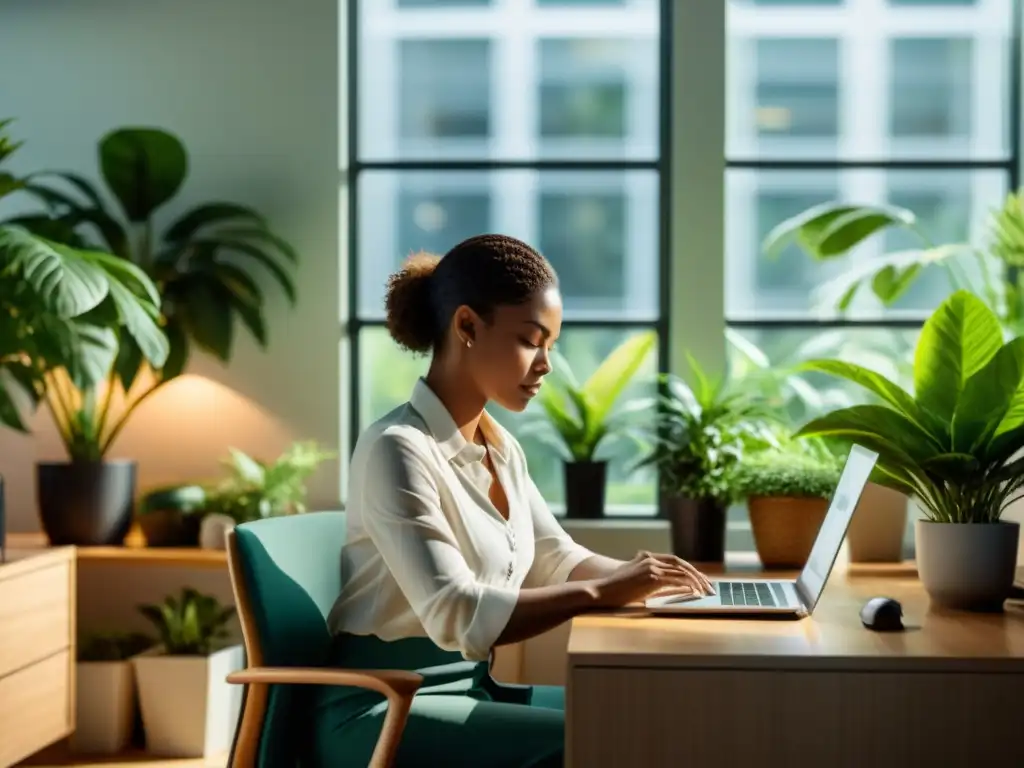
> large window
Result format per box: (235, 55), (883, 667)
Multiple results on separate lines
(725, 0), (1016, 547)
(349, 0), (665, 514)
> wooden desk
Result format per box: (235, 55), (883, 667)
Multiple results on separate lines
(1, 547), (77, 768)
(567, 565), (1024, 767)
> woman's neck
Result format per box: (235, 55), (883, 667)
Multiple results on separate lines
(424, 362), (488, 445)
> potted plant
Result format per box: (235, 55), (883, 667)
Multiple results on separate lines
(0, 120), (170, 545)
(137, 484), (208, 547)
(528, 331), (656, 518)
(796, 290), (1024, 612)
(72, 630), (155, 754)
(133, 587), (243, 758)
(635, 356), (774, 562)
(731, 443), (841, 569)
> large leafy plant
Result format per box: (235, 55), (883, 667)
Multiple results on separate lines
(528, 331), (656, 462)
(7, 126), (297, 383)
(796, 290), (1024, 524)
(762, 191), (1024, 332)
(0, 120), (169, 449)
(634, 355), (776, 504)
(138, 587), (235, 656)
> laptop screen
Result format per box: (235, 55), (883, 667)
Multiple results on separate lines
(794, 444), (878, 613)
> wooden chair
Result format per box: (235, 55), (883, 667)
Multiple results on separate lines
(224, 512), (422, 767)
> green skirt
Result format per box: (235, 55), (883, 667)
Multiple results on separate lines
(308, 634), (565, 767)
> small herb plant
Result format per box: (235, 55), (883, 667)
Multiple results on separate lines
(731, 450), (841, 501)
(529, 331), (656, 462)
(205, 441), (335, 523)
(78, 630), (154, 662)
(138, 587), (235, 656)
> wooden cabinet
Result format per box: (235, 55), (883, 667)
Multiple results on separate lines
(0, 548), (76, 768)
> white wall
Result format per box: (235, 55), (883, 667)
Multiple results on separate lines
(0, 0), (342, 532)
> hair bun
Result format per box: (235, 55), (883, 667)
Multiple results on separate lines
(384, 251), (441, 354)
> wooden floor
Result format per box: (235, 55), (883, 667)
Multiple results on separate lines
(18, 743), (225, 767)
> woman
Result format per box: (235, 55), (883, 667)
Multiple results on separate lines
(316, 234), (714, 767)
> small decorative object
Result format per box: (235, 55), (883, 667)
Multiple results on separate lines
(731, 445), (841, 569)
(204, 441), (336, 524)
(797, 291), (1024, 612)
(133, 588), (242, 758)
(199, 514), (236, 551)
(72, 631), (155, 754)
(526, 331), (656, 519)
(634, 355), (774, 562)
(137, 484), (207, 547)
(0, 122), (170, 547)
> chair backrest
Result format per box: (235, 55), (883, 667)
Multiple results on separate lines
(229, 511), (347, 766)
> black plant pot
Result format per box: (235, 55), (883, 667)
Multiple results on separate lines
(138, 509), (202, 547)
(664, 495), (726, 563)
(564, 461), (607, 519)
(36, 460), (137, 546)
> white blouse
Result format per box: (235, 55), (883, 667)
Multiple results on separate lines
(328, 378), (595, 662)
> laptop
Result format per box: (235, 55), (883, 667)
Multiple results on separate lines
(645, 444), (878, 619)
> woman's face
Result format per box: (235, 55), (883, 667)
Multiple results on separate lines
(461, 286), (563, 413)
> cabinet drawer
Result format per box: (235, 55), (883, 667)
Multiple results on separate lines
(0, 651), (73, 767)
(0, 560), (72, 678)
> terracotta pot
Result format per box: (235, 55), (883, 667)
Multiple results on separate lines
(748, 496), (829, 569)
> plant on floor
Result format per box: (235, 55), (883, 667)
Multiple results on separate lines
(204, 441), (336, 523)
(795, 290), (1024, 609)
(138, 587), (235, 656)
(4, 125), (299, 445)
(523, 330), (656, 518)
(761, 190), (1024, 333)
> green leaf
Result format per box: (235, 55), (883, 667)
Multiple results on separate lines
(194, 237), (296, 303)
(0, 172), (23, 200)
(952, 337), (1024, 452)
(914, 290), (1004, 423)
(1, 228), (110, 317)
(179, 279), (234, 360)
(101, 276), (169, 369)
(798, 359), (941, 442)
(99, 127), (187, 222)
(763, 202), (915, 261)
(871, 262), (922, 304)
(795, 404), (938, 466)
(114, 334), (144, 393)
(581, 331), (656, 427)
(227, 447), (266, 484)
(63, 322), (118, 390)
(0, 375), (28, 432)
(163, 203), (266, 243)
(815, 207), (915, 258)
(159, 317), (190, 381)
(205, 261), (267, 346)
(211, 226), (299, 263)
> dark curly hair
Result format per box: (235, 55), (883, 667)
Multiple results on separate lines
(384, 234), (558, 355)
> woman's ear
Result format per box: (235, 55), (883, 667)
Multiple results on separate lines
(452, 305), (478, 347)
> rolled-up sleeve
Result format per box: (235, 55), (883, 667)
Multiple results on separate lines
(360, 431), (519, 661)
(523, 473), (595, 588)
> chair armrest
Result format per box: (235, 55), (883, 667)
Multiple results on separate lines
(227, 666), (423, 698)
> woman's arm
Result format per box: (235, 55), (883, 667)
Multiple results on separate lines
(567, 553), (627, 582)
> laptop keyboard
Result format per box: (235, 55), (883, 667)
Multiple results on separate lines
(716, 581), (785, 607)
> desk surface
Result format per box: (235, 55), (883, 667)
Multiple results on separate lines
(569, 563), (1024, 672)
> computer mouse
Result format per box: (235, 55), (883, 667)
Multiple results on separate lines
(860, 596), (904, 632)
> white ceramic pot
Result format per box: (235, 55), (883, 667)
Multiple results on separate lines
(199, 513), (236, 550)
(916, 520), (1020, 612)
(846, 483), (908, 563)
(133, 644), (244, 758)
(70, 660), (137, 754)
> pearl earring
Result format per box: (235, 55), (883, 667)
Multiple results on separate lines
(466, 339), (473, 348)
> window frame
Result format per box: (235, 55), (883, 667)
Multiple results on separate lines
(343, 0), (674, 518)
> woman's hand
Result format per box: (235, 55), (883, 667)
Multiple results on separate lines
(590, 551), (715, 609)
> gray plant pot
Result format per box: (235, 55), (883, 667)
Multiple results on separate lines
(916, 519), (1020, 612)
